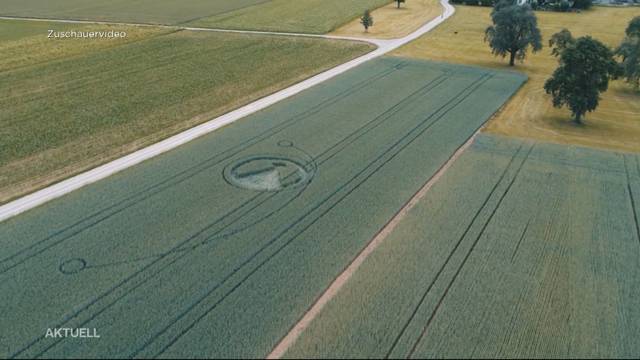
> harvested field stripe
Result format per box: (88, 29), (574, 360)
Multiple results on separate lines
(130, 72), (495, 359)
(623, 156), (640, 244)
(406, 144), (535, 359)
(16, 66), (460, 359)
(384, 143), (526, 358)
(268, 121), (487, 360)
(0, 63), (405, 274)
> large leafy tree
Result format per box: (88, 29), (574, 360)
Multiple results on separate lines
(616, 16), (640, 89)
(544, 30), (620, 124)
(485, 1), (543, 66)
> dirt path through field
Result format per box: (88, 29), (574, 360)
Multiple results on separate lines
(267, 126), (483, 359)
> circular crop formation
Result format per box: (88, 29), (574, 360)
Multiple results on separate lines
(224, 155), (314, 192)
(59, 258), (87, 275)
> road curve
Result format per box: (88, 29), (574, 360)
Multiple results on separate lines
(0, 0), (456, 222)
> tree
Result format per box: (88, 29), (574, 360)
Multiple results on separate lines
(616, 17), (640, 89)
(545, 31), (620, 124)
(395, 0), (406, 8)
(484, 2), (543, 66)
(360, 10), (373, 33)
(625, 16), (640, 37)
(558, 0), (572, 12)
(548, 28), (574, 57)
(572, 0), (593, 10)
(494, 0), (517, 10)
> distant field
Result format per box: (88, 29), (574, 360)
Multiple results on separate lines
(189, 0), (392, 34)
(0, 19), (374, 203)
(0, 0), (270, 25)
(0, 18), (84, 41)
(0, 0), (396, 33)
(0, 58), (525, 358)
(394, 5), (640, 153)
(331, 0), (441, 39)
(0, 19), (162, 70)
(287, 133), (640, 358)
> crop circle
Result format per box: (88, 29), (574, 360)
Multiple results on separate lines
(59, 258), (87, 275)
(224, 155), (314, 192)
(277, 140), (294, 148)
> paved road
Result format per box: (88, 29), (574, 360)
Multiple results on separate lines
(0, 0), (456, 221)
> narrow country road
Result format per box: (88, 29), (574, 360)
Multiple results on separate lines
(0, 0), (455, 222)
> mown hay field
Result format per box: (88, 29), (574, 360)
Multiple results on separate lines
(330, 0), (442, 39)
(0, 57), (525, 358)
(189, 0), (392, 34)
(287, 133), (640, 358)
(393, 5), (640, 153)
(0, 0), (270, 25)
(0, 19), (374, 204)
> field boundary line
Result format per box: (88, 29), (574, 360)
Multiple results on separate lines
(0, 1), (456, 223)
(266, 124), (483, 360)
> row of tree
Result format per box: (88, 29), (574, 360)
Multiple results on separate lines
(451, 0), (593, 11)
(485, 1), (639, 123)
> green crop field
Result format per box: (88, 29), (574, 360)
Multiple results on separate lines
(189, 0), (392, 34)
(0, 0), (271, 25)
(286, 133), (640, 358)
(0, 57), (525, 358)
(0, 19), (374, 204)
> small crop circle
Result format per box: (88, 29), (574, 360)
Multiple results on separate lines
(277, 140), (294, 148)
(59, 258), (87, 275)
